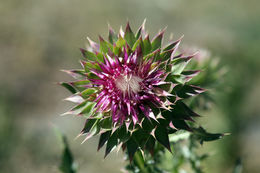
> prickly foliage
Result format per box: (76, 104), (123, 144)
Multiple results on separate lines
(60, 21), (210, 159)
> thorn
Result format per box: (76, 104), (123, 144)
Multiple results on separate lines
(150, 129), (156, 138)
(87, 37), (99, 51)
(60, 111), (71, 116)
(79, 48), (86, 56)
(107, 21), (111, 30)
(81, 133), (92, 144)
(74, 132), (83, 140)
(142, 18), (146, 30)
(169, 121), (177, 130)
(99, 35), (105, 42)
(125, 21), (132, 32)
(119, 26), (124, 37)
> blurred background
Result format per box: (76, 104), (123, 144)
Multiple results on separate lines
(0, 0), (260, 172)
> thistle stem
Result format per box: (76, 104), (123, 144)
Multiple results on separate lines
(133, 151), (149, 173)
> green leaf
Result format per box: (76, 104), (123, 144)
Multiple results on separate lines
(99, 36), (113, 53)
(117, 124), (130, 143)
(168, 70), (200, 85)
(116, 35), (126, 48)
(126, 137), (139, 162)
(157, 82), (174, 93)
(155, 125), (171, 152)
(192, 126), (225, 144)
(80, 102), (96, 118)
(60, 145), (76, 173)
(142, 36), (152, 56)
(70, 80), (90, 87)
(171, 119), (192, 131)
(124, 22), (136, 48)
(144, 48), (160, 61)
(96, 52), (105, 62)
(145, 136), (155, 155)
(81, 119), (98, 134)
(87, 72), (100, 80)
(142, 118), (155, 134)
(176, 101), (199, 117)
(105, 130), (118, 157)
(80, 48), (97, 61)
(135, 19), (145, 39)
(168, 74), (188, 84)
(98, 130), (112, 151)
(55, 130), (77, 173)
(132, 37), (143, 51)
(175, 84), (205, 99)
(181, 70), (200, 77)
(81, 88), (96, 98)
(81, 125), (100, 143)
(151, 30), (164, 51)
(132, 128), (150, 149)
(160, 49), (174, 62)
(135, 27), (142, 39)
(92, 112), (103, 118)
(83, 61), (100, 72)
(163, 36), (182, 51)
(62, 101), (88, 116)
(163, 101), (199, 122)
(171, 58), (189, 75)
(60, 82), (77, 94)
(108, 26), (118, 44)
(99, 117), (112, 129)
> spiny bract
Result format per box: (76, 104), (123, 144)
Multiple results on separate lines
(60, 21), (205, 159)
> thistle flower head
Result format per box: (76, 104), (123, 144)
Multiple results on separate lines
(88, 44), (172, 125)
(60, 21), (205, 159)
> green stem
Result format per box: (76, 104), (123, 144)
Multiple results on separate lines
(133, 151), (149, 173)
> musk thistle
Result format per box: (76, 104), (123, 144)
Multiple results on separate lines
(60, 21), (206, 160)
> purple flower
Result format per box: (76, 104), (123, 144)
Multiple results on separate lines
(60, 21), (205, 157)
(89, 47), (172, 125)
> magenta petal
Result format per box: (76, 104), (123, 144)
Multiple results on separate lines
(111, 101), (117, 114)
(106, 54), (115, 67)
(100, 97), (111, 111)
(139, 105), (157, 121)
(89, 79), (105, 85)
(131, 106), (138, 123)
(104, 56), (112, 68)
(95, 95), (108, 111)
(126, 101), (131, 115)
(90, 69), (105, 79)
(148, 70), (164, 79)
(132, 114), (138, 124)
(115, 56), (122, 68)
(131, 52), (138, 65)
(98, 62), (112, 74)
(94, 91), (106, 102)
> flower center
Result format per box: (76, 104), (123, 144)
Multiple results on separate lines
(115, 74), (142, 94)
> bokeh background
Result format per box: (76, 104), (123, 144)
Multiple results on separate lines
(1, 0), (260, 173)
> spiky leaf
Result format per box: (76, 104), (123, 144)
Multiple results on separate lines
(155, 125), (171, 152)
